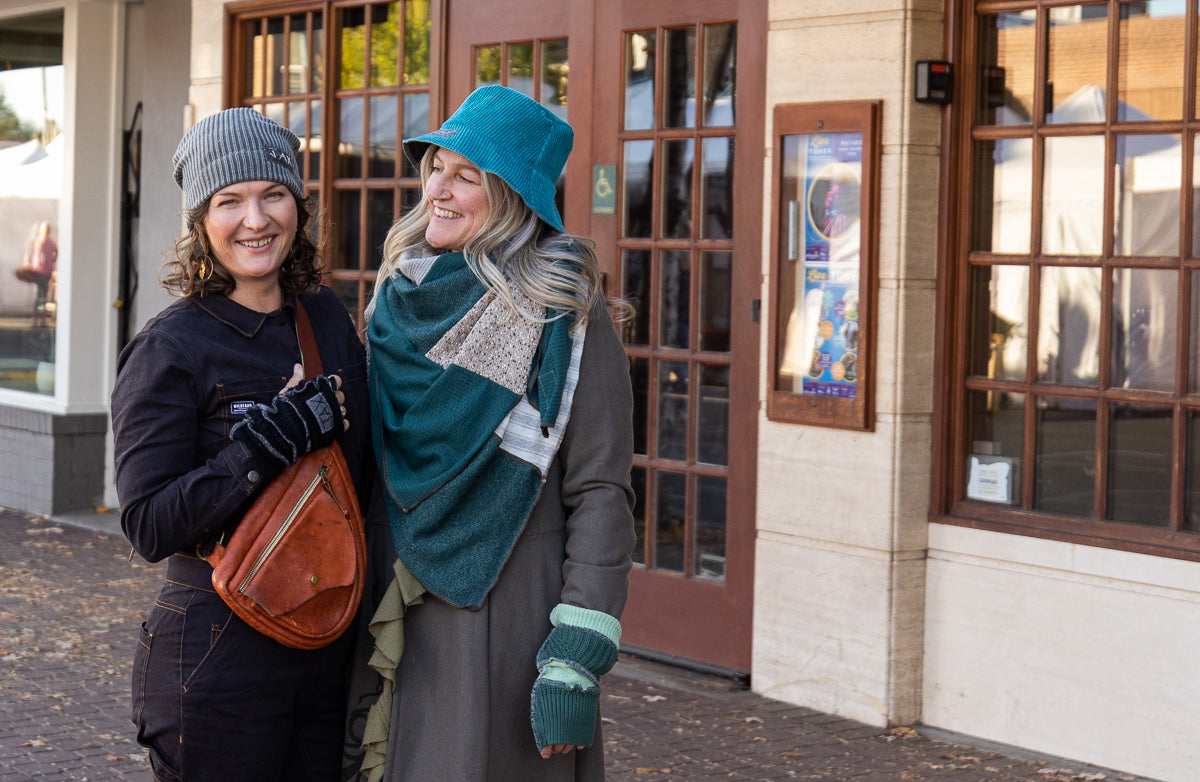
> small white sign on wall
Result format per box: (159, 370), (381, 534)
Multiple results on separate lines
(966, 455), (1015, 504)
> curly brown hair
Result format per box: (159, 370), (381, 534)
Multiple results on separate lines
(159, 194), (324, 298)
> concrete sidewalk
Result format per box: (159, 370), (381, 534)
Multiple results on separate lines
(0, 506), (1158, 781)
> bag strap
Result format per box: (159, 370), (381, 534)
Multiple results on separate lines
(295, 299), (324, 379)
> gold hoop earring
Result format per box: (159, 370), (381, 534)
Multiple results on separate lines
(197, 259), (210, 281)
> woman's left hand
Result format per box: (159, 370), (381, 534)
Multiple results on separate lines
(539, 744), (584, 759)
(280, 363), (349, 431)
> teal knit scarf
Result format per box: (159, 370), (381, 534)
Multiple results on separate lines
(367, 252), (581, 608)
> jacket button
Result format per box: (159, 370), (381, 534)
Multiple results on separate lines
(247, 470), (261, 483)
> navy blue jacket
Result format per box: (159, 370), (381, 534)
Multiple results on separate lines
(112, 286), (372, 562)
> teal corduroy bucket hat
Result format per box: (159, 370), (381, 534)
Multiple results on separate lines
(404, 85), (573, 232)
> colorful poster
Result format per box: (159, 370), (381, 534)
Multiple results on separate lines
(800, 262), (859, 398)
(803, 132), (863, 264)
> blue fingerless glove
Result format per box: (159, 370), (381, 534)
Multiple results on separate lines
(530, 604), (621, 752)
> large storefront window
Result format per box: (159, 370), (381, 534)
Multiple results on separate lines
(951, 0), (1200, 556)
(0, 11), (63, 395)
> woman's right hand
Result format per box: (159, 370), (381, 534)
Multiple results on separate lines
(230, 372), (347, 474)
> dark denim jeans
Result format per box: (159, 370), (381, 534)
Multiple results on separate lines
(133, 555), (351, 782)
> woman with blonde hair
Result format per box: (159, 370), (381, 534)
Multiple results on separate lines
(354, 85), (635, 781)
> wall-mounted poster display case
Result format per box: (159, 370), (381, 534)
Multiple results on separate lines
(768, 101), (880, 430)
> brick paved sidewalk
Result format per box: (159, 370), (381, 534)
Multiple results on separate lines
(0, 508), (1157, 781)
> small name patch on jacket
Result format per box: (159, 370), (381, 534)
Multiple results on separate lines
(230, 400), (255, 416)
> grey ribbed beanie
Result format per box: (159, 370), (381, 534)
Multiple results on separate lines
(172, 108), (304, 210)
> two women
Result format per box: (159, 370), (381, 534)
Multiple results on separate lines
(112, 108), (372, 781)
(116, 84), (634, 781)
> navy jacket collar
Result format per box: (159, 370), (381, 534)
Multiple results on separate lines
(194, 293), (296, 338)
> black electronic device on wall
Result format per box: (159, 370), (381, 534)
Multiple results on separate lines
(915, 60), (953, 104)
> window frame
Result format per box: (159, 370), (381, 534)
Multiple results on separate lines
(936, 0), (1200, 561)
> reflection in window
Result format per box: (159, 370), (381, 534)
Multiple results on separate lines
(659, 251), (690, 349)
(1035, 396), (1097, 516)
(663, 27), (695, 129)
(622, 139), (654, 237)
(1046, 5), (1108, 125)
(656, 361), (689, 460)
(1110, 268), (1176, 392)
(1037, 266), (1102, 386)
(1108, 403), (1171, 525)
(972, 138), (1032, 253)
(694, 476), (726, 579)
(1117, 0), (1183, 122)
(1115, 134), (1180, 256)
(702, 23), (736, 127)
(1043, 136), (1104, 255)
(654, 471), (686, 572)
(969, 265), (1029, 381)
(625, 31), (655, 131)
(976, 12), (1036, 126)
(0, 10), (63, 396)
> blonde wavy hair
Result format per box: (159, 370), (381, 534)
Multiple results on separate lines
(368, 146), (630, 333)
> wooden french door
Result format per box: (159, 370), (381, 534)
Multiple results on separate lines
(414, 0), (763, 673)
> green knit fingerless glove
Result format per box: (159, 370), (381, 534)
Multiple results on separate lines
(530, 604), (621, 752)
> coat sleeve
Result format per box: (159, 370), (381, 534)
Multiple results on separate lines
(112, 329), (263, 562)
(555, 306), (637, 618)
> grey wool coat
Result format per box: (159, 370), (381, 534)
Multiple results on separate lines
(344, 306), (636, 782)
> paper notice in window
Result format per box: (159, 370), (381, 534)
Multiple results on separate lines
(966, 455), (1014, 504)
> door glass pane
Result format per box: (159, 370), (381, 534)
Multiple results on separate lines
(630, 356), (649, 456)
(659, 251), (690, 349)
(1185, 411), (1200, 529)
(367, 189), (395, 273)
(288, 14), (309, 94)
(1046, 5), (1109, 124)
(657, 360), (688, 460)
(1038, 266), (1102, 386)
(976, 11), (1036, 125)
(701, 23), (736, 127)
(663, 27), (695, 129)
(654, 471), (686, 572)
(403, 0), (430, 85)
(662, 138), (693, 239)
(1115, 134), (1180, 256)
(694, 476), (726, 579)
(264, 103), (285, 135)
(622, 139), (654, 237)
(1108, 403), (1172, 525)
(1110, 268), (1176, 392)
(309, 100), (322, 176)
(699, 251), (731, 352)
(475, 45), (501, 86)
(625, 31), (655, 130)
(967, 390), (1025, 505)
(1117, 0), (1184, 121)
(245, 20), (263, 98)
(541, 39), (569, 115)
(969, 265), (1029, 380)
(339, 97), (364, 178)
(369, 3), (399, 88)
(340, 7), (366, 90)
(368, 95), (397, 178)
(267, 17), (285, 97)
(1189, 272), (1200, 392)
(331, 278), (362, 319)
(1035, 396), (1097, 515)
(0, 10), (63, 396)
(631, 466), (647, 564)
(622, 249), (651, 345)
(1043, 136), (1105, 255)
(401, 93), (429, 178)
(509, 42), (534, 97)
(312, 13), (325, 92)
(696, 364), (729, 466)
(700, 137), (733, 240)
(331, 189), (362, 272)
(972, 138), (1032, 254)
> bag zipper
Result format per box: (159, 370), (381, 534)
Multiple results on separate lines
(238, 464), (342, 594)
